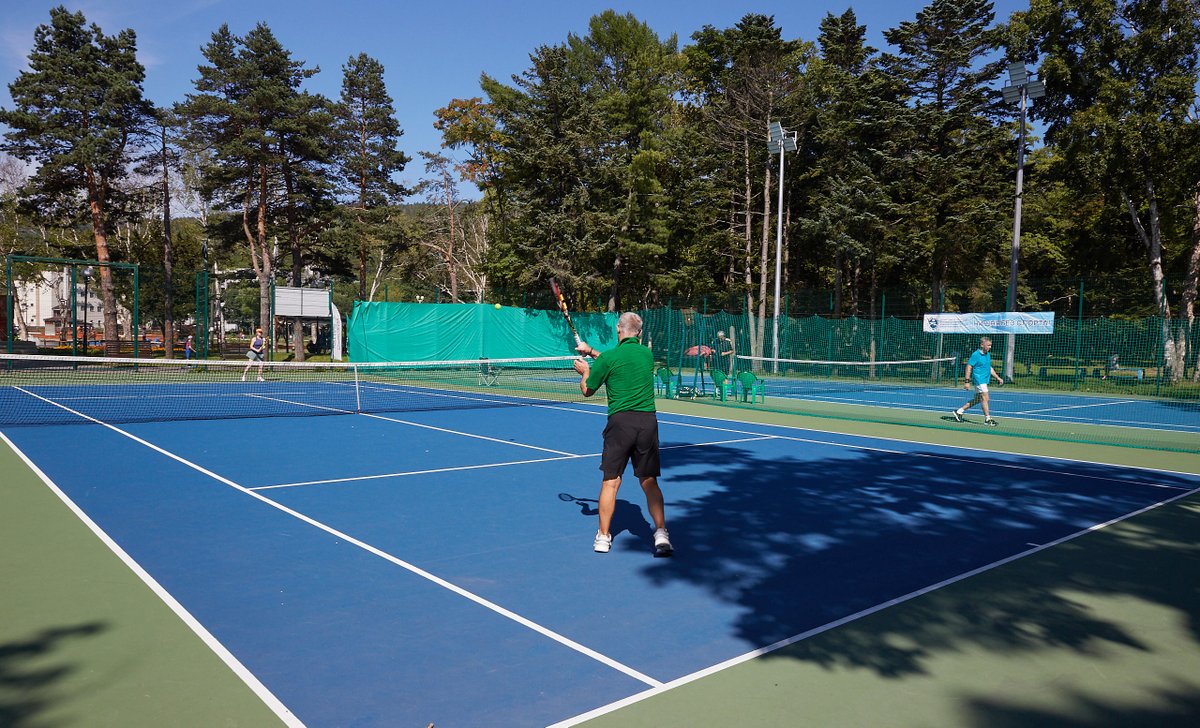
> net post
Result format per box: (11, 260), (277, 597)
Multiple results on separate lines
(133, 262), (140, 361)
(354, 363), (362, 413)
(1072, 278), (1083, 390)
(4, 254), (12, 353)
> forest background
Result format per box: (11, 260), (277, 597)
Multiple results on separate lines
(1, 1), (1199, 375)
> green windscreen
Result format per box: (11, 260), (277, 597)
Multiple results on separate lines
(347, 302), (619, 361)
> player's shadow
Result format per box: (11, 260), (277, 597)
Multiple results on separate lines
(558, 493), (654, 549)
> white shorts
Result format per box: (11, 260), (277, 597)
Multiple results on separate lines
(973, 383), (989, 394)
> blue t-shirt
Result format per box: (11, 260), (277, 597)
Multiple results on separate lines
(968, 349), (992, 385)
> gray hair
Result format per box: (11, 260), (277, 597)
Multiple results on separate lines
(617, 311), (643, 337)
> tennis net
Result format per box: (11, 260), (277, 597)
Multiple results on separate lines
(735, 355), (960, 396)
(0, 353), (586, 427)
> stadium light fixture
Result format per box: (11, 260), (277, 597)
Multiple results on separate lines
(767, 120), (798, 372)
(1001, 61), (1045, 381)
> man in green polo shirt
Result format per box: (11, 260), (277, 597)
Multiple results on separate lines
(573, 311), (672, 556)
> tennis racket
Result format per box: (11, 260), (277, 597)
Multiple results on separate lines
(549, 278), (584, 351)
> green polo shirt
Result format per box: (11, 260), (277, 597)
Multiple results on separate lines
(585, 337), (657, 415)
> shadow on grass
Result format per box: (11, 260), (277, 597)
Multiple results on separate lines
(0, 622), (108, 727)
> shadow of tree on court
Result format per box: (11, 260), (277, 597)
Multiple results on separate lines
(643, 441), (1200, 689)
(0, 622), (107, 727)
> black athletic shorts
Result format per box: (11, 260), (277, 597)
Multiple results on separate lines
(599, 410), (660, 479)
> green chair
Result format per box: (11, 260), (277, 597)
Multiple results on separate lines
(710, 369), (734, 401)
(655, 367), (678, 398)
(737, 370), (765, 403)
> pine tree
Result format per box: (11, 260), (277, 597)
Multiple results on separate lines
(1, 7), (153, 348)
(334, 53), (409, 301)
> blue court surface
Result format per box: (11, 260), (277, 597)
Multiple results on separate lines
(706, 374), (1200, 433)
(5, 390), (1200, 727)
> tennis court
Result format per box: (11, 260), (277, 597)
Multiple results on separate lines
(749, 373), (1200, 433)
(3, 354), (1200, 726)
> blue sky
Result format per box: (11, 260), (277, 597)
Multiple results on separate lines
(2, 0), (1030, 197)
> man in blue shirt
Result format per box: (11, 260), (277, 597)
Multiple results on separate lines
(953, 336), (1004, 426)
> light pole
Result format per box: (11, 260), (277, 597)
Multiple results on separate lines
(82, 265), (93, 352)
(767, 121), (797, 373)
(1001, 61), (1044, 381)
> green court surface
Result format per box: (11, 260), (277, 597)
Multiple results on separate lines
(3, 405), (1199, 727)
(0, 437), (287, 728)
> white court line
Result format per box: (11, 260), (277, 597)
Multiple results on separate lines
(251, 454), (586, 490)
(728, 390), (1197, 433)
(1018, 399), (1139, 415)
(13, 386), (663, 689)
(0, 427), (304, 728)
(549, 480), (1200, 727)
(247, 393), (579, 456)
(652, 414), (1196, 491)
(252, 436), (777, 491)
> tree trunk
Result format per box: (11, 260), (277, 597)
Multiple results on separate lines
(446, 172), (459, 303)
(1123, 186), (1179, 380)
(84, 167), (120, 353)
(243, 164), (273, 354)
(1185, 184), (1200, 381)
(283, 158), (304, 362)
(742, 134), (757, 360)
(160, 125), (175, 359)
(757, 161), (772, 362)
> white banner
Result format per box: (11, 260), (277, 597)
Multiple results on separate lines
(923, 312), (1055, 334)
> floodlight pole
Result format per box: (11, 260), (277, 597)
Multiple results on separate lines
(1004, 84), (1028, 382)
(768, 121), (795, 374)
(1003, 62), (1042, 382)
(773, 140), (785, 373)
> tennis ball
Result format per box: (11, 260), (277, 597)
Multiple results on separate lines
(494, 303), (502, 309)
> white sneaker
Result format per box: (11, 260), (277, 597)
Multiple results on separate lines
(952, 410), (963, 422)
(654, 528), (673, 556)
(241, 374), (246, 381)
(593, 531), (612, 553)
(257, 376), (265, 382)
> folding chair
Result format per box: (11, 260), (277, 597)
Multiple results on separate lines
(478, 358), (499, 386)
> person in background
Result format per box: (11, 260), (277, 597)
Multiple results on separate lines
(242, 328), (265, 382)
(953, 336), (1004, 426)
(573, 312), (672, 556)
(185, 334), (194, 360)
(714, 330), (734, 374)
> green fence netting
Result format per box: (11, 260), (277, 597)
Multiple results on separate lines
(639, 306), (1200, 453)
(347, 302), (619, 362)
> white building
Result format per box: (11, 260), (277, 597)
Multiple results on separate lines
(10, 267), (126, 345)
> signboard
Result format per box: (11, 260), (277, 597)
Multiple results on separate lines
(274, 286), (330, 318)
(922, 312), (1055, 335)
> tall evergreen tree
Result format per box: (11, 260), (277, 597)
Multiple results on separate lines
(1, 6), (153, 346)
(334, 53), (409, 301)
(176, 22), (320, 339)
(681, 14), (807, 354)
(880, 0), (1011, 310)
(1021, 0), (1200, 378)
